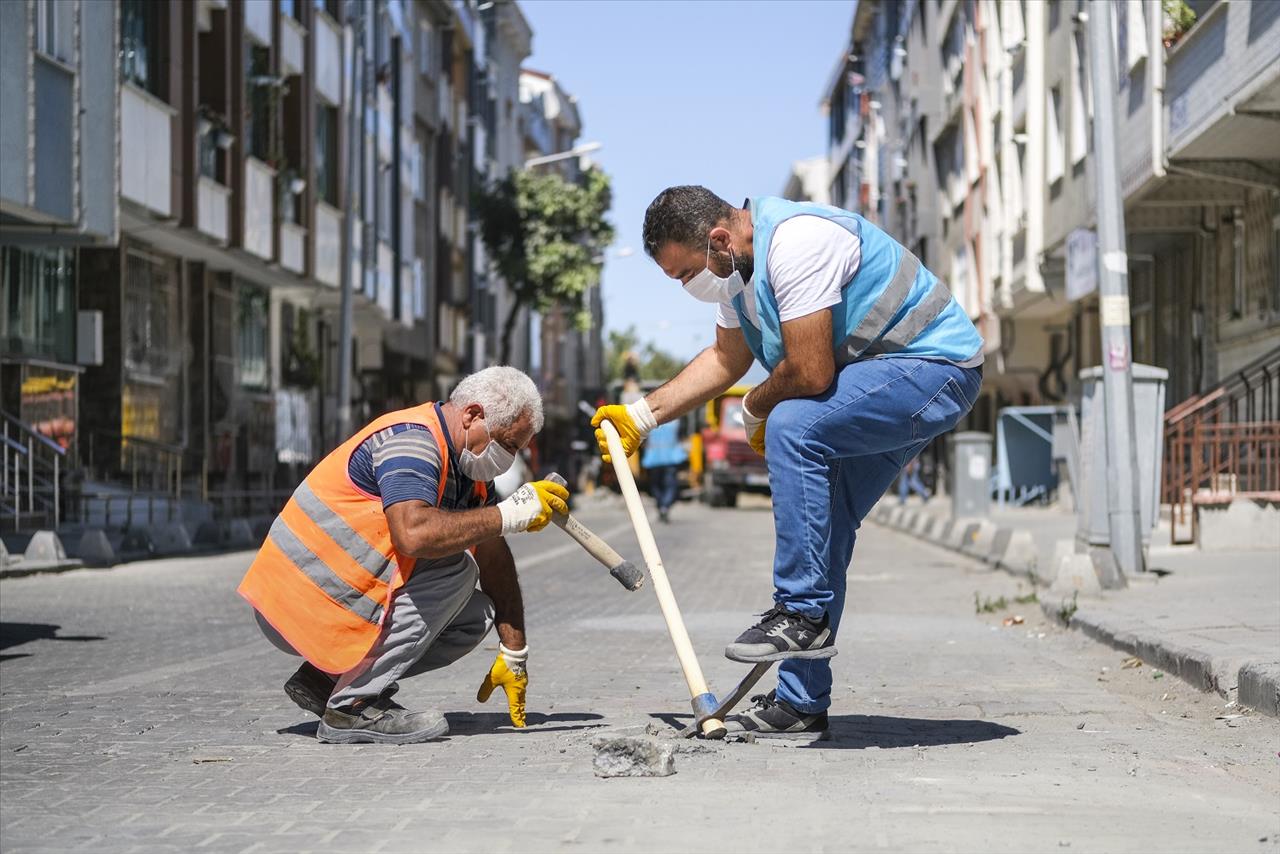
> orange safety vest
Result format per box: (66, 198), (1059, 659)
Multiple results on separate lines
(238, 403), (487, 674)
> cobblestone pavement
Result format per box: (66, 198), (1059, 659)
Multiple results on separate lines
(2, 495), (1277, 853)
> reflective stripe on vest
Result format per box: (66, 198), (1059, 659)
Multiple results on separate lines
(867, 278), (954, 356)
(837, 250), (921, 364)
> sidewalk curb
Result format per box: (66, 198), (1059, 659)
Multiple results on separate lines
(869, 501), (1280, 719)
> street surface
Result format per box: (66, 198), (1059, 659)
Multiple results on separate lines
(2, 495), (1278, 853)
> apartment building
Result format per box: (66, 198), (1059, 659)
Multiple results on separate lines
(1, 0), (586, 530)
(824, 0), (1279, 424)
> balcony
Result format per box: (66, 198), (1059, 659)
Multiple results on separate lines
(243, 157), (275, 260)
(196, 177), (230, 243)
(314, 12), (342, 106)
(280, 222), (306, 274)
(1165, 0), (1280, 161)
(280, 14), (305, 78)
(244, 0), (272, 47)
(313, 202), (341, 287)
(120, 84), (174, 217)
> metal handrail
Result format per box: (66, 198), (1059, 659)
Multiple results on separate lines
(0, 408), (66, 456)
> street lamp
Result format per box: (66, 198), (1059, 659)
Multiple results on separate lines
(524, 141), (603, 169)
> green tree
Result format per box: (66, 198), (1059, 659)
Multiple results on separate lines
(605, 325), (685, 383)
(475, 167), (615, 363)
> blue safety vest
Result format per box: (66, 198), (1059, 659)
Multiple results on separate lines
(641, 421), (688, 469)
(732, 197), (984, 372)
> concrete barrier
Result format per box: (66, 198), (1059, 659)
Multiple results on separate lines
(1197, 498), (1280, 552)
(1048, 553), (1101, 597)
(912, 512), (936, 538)
(960, 520), (997, 558)
(23, 530), (67, 563)
(930, 519), (955, 546)
(996, 529), (1039, 577)
(193, 520), (224, 547)
(887, 506), (905, 528)
(985, 528), (1013, 564)
(226, 518), (257, 549)
(76, 529), (118, 567)
(153, 522), (194, 554)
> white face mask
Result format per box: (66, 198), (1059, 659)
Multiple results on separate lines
(458, 417), (516, 481)
(683, 238), (746, 304)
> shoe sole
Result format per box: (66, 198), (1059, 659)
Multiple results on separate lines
(746, 729), (831, 745)
(724, 644), (838, 664)
(316, 717), (449, 744)
(284, 683), (327, 718)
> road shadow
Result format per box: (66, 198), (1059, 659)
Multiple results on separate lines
(813, 714), (1020, 749)
(0, 622), (104, 662)
(445, 711), (605, 735)
(275, 711), (605, 739)
(648, 712), (1019, 749)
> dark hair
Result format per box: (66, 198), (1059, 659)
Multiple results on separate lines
(642, 186), (735, 259)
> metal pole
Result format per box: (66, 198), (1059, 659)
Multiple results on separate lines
(53, 454), (59, 529)
(1087, 4), (1144, 585)
(27, 438), (33, 515)
(336, 0), (364, 444)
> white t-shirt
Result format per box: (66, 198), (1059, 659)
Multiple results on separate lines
(715, 215), (862, 330)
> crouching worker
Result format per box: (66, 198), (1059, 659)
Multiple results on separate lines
(238, 366), (568, 744)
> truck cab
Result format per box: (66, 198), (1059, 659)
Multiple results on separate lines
(699, 385), (770, 507)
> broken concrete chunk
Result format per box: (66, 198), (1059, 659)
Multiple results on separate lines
(591, 736), (675, 778)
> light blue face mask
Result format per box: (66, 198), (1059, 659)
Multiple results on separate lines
(683, 238), (745, 304)
(458, 418), (516, 481)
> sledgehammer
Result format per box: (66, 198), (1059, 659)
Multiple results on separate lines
(545, 472), (645, 591)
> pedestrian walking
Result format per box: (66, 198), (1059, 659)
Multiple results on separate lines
(898, 457), (931, 504)
(239, 366), (569, 744)
(641, 420), (689, 522)
(592, 187), (983, 741)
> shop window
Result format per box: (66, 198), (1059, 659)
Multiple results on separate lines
(120, 0), (162, 96)
(123, 250), (179, 381)
(238, 286), (270, 391)
(0, 247), (77, 364)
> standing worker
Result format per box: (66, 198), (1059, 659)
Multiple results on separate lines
(897, 457), (931, 505)
(592, 187), (983, 741)
(641, 420), (689, 523)
(239, 366), (569, 744)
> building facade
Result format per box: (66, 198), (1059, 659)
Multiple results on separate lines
(1, 0), (599, 529)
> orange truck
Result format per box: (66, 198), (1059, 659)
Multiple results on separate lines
(697, 385), (770, 508)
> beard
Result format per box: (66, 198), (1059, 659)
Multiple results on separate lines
(713, 247), (755, 283)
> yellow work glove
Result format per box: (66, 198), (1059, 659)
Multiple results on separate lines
(741, 398), (767, 456)
(591, 398), (656, 463)
(476, 643), (528, 727)
(497, 480), (570, 534)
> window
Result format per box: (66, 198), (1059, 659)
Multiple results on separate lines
(1070, 28), (1091, 165)
(35, 0), (73, 64)
(0, 247), (77, 364)
(1231, 207), (1245, 318)
(1048, 0), (1061, 31)
(1272, 206), (1280, 313)
(124, 251), (179, 380)
(1047, 86), (1065, 184)
(245, 44), (272, 162)
(238, 285), (269, 390)
(120, 0), (161, 95)
(280, 0), (301, 22)
(314, 0), (340, 20)
(315, 105), (338, 206)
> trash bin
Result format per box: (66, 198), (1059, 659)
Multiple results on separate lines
(1076, 364), (1168, 546)
(951, 432), (992, 520)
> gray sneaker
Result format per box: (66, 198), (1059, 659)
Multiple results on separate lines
(316, 696), (449, 745)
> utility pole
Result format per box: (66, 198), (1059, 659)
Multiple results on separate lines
(336, 0), (364, 443)
(1087, 3), (1145, 583)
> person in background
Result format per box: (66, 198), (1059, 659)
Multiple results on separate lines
(641, 420), (689, 523)
(898, 457), (931, 504)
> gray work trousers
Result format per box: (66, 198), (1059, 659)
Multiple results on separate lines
(255, 551), (495, 710)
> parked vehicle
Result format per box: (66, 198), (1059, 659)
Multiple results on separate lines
(698, 385), (769, 507)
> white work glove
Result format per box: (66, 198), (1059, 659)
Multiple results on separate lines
(741, 398), (767, 456)
(496, 479), (570, 535)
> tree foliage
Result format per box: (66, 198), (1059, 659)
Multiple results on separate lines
(474, 167), (615, 363)
(605, 326), (686, 383)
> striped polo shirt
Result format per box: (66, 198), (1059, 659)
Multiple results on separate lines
(347, 402), (497, 513)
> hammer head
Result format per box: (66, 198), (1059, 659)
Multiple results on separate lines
(610, 561), (645, 592)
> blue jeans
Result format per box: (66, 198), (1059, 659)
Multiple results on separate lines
(764, 358), (982, 713)
(647, 465), (680, 512)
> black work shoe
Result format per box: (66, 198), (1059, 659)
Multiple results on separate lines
(316, 696), (448, 745)
(724, 604), (837, 663)
(724, 690), (830, 743)
(284, 662), (338, 718)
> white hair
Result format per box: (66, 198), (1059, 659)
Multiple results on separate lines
(450, 366), (544, 433)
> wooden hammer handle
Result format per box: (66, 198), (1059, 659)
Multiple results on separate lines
(599, 421), (724, 737)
